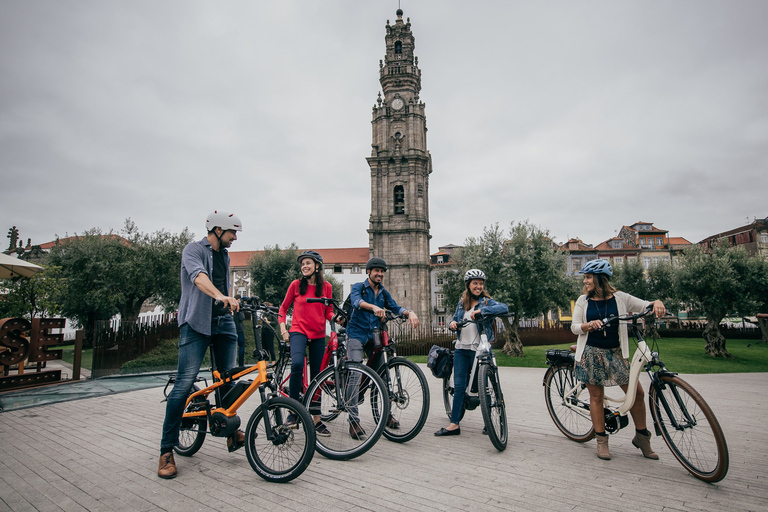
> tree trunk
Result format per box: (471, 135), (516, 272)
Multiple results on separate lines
(645, 315), (660, 340)
(500, 324), (524, 357)
(703, 316), (734, 358)
(758, 315), (768, 344)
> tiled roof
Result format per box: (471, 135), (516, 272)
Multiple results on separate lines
(668, 237), (692, 245)
(229, 247), (369, 269)
(39, 234), (129, 249)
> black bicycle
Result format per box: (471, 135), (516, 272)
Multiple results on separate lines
(442, 312), (510, 451)
(543, 306), (729, 482)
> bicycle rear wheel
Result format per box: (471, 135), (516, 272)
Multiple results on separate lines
(442, 376), (465, 422)
(478, 363), (507, 451)
(174, 385), (208, 457)
(649, 375), (729, 482)
(543, 365), (595, 442)
(244, 396), (315, 483)
(304, 362), (389, 460)
(379, 358), (430, 443)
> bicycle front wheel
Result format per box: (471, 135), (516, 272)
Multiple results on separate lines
(478, 363), (507, 451)
(649, 375), (729, 482)
(543, 365), (595, 442)
(244, 396), (315, 483)
(304, 362), (389, 460)
(380, 358), (430, 443)
(174, 385), (208, 457)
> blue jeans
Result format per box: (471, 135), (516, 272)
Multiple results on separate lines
(451, 349), (476, 424)
(289, 332), (325, 404)
(160, 316), (237, 451)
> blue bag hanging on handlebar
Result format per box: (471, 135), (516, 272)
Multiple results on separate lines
(427, 345), (452, 379)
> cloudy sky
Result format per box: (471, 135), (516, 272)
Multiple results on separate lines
(1, 0), (766, 254)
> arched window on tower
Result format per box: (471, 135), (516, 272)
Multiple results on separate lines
(394, 185), (405, 215)
(394, 41), (402, 54)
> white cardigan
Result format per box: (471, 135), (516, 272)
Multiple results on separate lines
(570, 291), (651, 361)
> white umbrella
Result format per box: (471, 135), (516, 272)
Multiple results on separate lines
(0, 252), (44, 279)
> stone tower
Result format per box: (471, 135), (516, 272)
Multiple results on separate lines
(367, 9), (432, 323)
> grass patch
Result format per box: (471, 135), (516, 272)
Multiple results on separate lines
(59, 346), (93, 371)
(408, 338), (768, 374)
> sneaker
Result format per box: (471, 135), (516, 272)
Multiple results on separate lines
(349, 421), (366, 440)
(284, 413), (298, 428)
(315, 421), (331, 437)
(158, 452), (177, 479)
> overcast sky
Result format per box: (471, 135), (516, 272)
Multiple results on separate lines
(1, 0), (766, 254)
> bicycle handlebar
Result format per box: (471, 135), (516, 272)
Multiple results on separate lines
(306, 297), (349, 321)
(600, 304), (654, 327)
(450, 312), (513, 331)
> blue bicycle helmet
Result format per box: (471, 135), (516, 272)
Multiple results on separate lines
(578, 259), (613, 277)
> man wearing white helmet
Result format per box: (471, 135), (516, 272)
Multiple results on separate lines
(158, 211), (243, 479)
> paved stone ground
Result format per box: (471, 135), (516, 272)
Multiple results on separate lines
(1, 367), (766, 512)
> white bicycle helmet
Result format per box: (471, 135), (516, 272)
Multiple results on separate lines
(464, 269), (486, 282)
(205, 211), (243, 233)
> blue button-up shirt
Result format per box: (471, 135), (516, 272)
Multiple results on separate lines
(346, 279), (406, 342)
(177, 237), (230, 335)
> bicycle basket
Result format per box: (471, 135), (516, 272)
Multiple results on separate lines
(545, 349), (574, 366)
(427, 345), (453, 379)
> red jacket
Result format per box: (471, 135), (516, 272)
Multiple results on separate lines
(278, 280), (334, 339)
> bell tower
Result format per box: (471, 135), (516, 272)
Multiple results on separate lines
(367, 9), (432, 323)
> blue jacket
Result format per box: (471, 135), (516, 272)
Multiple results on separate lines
(452, 297), (508, 343)
(177, 237), (230, 335)
(346, 279), (407, 342)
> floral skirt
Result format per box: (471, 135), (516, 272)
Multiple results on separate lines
(574, 345), (630, 387)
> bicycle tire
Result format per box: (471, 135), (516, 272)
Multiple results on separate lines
(379, 357), (430, 443)
(543, 365), (595, 442)
(174, 385), (208, 457)
(442, 376), (466, 422)
(478, 363), (507, 451)
(244, 396), (315, 483)
(304, 362), (389, 460)
(649, 375), (729, 482)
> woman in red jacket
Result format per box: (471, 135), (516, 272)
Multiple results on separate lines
(278, 250), (334, 436)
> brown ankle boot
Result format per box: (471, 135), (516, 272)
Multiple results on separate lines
(632, 431), (659, 460)
(596, 434), (611, 460)
(158, 452), (177, 479)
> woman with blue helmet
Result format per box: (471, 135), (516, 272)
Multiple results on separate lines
(571, 259), (666, 460)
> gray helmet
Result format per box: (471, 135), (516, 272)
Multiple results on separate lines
(366, 257), (387, 272)
(298, 250), (323, 270)
(464, 268), (486, 282)
(579, 259), (613, 277)
(205, 211), (242, 233)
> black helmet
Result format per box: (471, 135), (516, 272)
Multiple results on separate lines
(298, 250), (323, 270)
(366, 257), (387, 272)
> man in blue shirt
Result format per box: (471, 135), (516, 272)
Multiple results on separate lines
(345, 257), (419, 439)
(158, 211), (243, 480)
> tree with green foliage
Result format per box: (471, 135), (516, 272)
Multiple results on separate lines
(323, 272), (344, 302)
(0, 265), (64, 319)
(439, 221), (575, 357)
(48, 220), (193, 344)
(676, 242), (764, 358)
(247, 244), (301, 305)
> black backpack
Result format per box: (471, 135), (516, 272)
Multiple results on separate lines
(427, 345), (453, 379)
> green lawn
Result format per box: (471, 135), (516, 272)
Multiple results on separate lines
(408, 338), (768, 374)
(59, 346), (93, 371)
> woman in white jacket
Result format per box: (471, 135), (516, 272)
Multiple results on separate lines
(571, 259), (666, 461)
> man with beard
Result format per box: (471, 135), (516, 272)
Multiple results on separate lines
(344, 257), (420, 439)
(158, 211), (244, 479)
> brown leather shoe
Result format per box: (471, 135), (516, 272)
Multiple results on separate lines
(349, 421), (366, 440)
(386, 415), (400, 429)
(158, 452), (177, 479)
(227, 429), (246, 452)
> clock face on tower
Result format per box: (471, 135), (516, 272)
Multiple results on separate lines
(391, 98), (404, 110)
